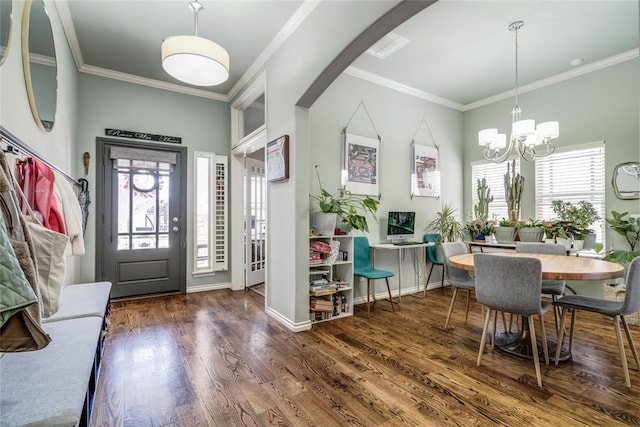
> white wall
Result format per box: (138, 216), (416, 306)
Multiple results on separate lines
(309, 73), (464, 299)
(0, 0), (79, 283)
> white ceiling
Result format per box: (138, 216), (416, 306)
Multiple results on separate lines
(59, 0), (639, 108)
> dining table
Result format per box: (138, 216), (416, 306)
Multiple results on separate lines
(448, 252), (625, 362)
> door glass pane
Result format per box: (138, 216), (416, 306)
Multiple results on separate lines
(118, 172), (130, 233)
(117, 236), (130, 250)
(132, 234), (156, 250)
(158, 234), (169, 249)
(158, 174), (169, 233)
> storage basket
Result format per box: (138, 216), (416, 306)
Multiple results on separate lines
(603, 284), (640, 326)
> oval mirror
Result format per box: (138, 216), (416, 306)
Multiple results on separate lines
(22, 0), (57, 132)
(0, 0), (12, 66)
(613, 162), (640, 200)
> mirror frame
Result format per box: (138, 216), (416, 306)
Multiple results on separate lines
(612, 162), (640, 200)
(21, 0), (57, 132)
(0, 0), (12, 67)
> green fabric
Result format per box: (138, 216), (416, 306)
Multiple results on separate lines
(353, 236), (394, 279)
(0, 213), (37, 328)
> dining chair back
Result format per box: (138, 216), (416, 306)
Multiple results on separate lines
(553, 256), (640, 388)
(441, 242), (476, 329)
(423, 233), (444, 294)
(354, 236), (395, 316)
(474, 253), (550, 388)
(516, 242), (567, 332)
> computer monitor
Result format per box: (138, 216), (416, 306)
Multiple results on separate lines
(386, 211), (416, 243)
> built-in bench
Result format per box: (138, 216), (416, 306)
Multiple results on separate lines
(0, 281), (111, 427)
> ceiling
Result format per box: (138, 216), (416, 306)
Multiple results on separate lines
(58, 0), (639, 109)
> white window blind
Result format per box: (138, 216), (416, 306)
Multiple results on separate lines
(471, 158), (520, 221)
(194, 152), (228, 274)
(535, 142), (605, 244)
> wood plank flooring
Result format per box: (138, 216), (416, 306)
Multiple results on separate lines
(90, 288), (640, 426)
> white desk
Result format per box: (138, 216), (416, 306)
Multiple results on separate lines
(369, 242), (434, 302)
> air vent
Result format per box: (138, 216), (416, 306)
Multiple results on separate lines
(366, 32), (410, 59)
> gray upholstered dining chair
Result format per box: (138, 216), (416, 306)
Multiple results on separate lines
(553, 256), (640, 388)
(516, 242), (567, 332)
(441, 242), (476, 329)
(474, 253), (550, 389)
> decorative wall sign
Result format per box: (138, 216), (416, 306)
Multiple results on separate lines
(344, 132), (379, 196)
(105, 128), (182, 144)
(266, 135), (289, 182)
(412, 144), (440, 198)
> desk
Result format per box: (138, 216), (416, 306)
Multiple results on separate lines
(448, 252), (624, 361)
(370, 242), (433, 302)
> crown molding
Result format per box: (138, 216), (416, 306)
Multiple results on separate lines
(227, 0), (320, 101)
(464, 48), (639, 111)
(344, 66), (466, 111)
(80, 65), (229, 101)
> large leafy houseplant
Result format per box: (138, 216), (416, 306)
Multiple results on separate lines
(427, 202), (466, 243)
(603, 211), (640, 263)
(310, 165), (379, 232)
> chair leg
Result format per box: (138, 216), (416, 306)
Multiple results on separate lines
(444, 287), (459, 329)
(551, 294), (560, 334)
(464, 289), (471, 324)
(491, 310), (498, 350)
(539, 314), (549, 365)
(425, 263), (435, 296)
(555, 307), (569, 366)
(613, 315), (632, 388)
(385, 277), (395, 313)
(569, 309), (577, 352)
(621, 316), (640, 371)
(367, 279), (372, 317)
(501, 312), (509, 334)
(528, 316), (543, 388)
(440, 264), (445, 291)
(477, 308), (492, 367)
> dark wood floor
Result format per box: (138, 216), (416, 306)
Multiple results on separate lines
(91, 287), (640, 426)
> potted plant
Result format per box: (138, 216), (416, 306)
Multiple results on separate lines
(518, 218), (545, 242)
(603, 211), (640, 263)
(504, 159), (524, 223)
(466, 218), (495, 241)
(310, 165), (379, 234)
(427, 202), (466, 243)
(571, 201), (601, 250)
(494, 217), (518, 243)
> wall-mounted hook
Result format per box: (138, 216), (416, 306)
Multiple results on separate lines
(83, 152), (90, 176)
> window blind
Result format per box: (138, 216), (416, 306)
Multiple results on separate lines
(471, 158), (520, 221)
(535, 142), (605, 245)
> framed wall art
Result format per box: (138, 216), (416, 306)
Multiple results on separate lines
(344, 132), (379, 196)
(266, 135), (289, 182)
(412, 144), (440, 198)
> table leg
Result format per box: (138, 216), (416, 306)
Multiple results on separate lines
(494, 315), (571, 363)
(397, 248), (402, 302)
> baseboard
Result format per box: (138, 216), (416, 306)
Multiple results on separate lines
(266, 306), (312, 332)
(186, 282), (232, 293)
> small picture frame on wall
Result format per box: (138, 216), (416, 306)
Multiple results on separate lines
(412, 144), (440, 198)
(267, 135), (289, 182)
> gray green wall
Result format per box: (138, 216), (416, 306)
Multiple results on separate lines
(463, 59), (640, 250)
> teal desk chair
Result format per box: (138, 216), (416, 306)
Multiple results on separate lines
(424, 233), (444, 294)
(354, 236), (395, 316)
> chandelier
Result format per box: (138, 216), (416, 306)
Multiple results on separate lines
(478, 21), (559, 163)
(162, 0), (229, 87)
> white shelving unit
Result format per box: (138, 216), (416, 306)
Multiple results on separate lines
(308, 235), (353, 324)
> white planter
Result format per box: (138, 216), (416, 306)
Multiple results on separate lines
(518, 227), (544, 242)
(494, 226), (517, 243)
(573, 239), (584, 251)
(311, 212), (337, 236)
(556, 238), (572, 250)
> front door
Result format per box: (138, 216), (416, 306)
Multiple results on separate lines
(96, 139), (187, 298)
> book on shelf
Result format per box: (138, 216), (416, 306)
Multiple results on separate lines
(310, 240), (332, 254)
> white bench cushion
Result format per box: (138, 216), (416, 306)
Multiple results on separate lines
(43, 281), (111, 323)
(0, 316), (102, 426)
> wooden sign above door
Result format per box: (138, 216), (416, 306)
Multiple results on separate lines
(105, 128), (181, 144)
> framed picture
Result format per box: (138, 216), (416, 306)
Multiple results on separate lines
(412, 144), (440, 198)
(344, 132), (379, 196)
(266, 135), (289, 182)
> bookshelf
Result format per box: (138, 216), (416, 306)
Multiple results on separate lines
(309, 235), (353, 324)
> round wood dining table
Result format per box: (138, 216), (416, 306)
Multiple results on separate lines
(447, 252), (624, 362)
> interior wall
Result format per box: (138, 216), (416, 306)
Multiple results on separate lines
(75, 73), (231, 288)
(0, 0), (79, 283)
(309, 72), (464, 298)
(463, 59), (640, 250)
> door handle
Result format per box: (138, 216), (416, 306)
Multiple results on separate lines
(173, 226), (179, 232)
